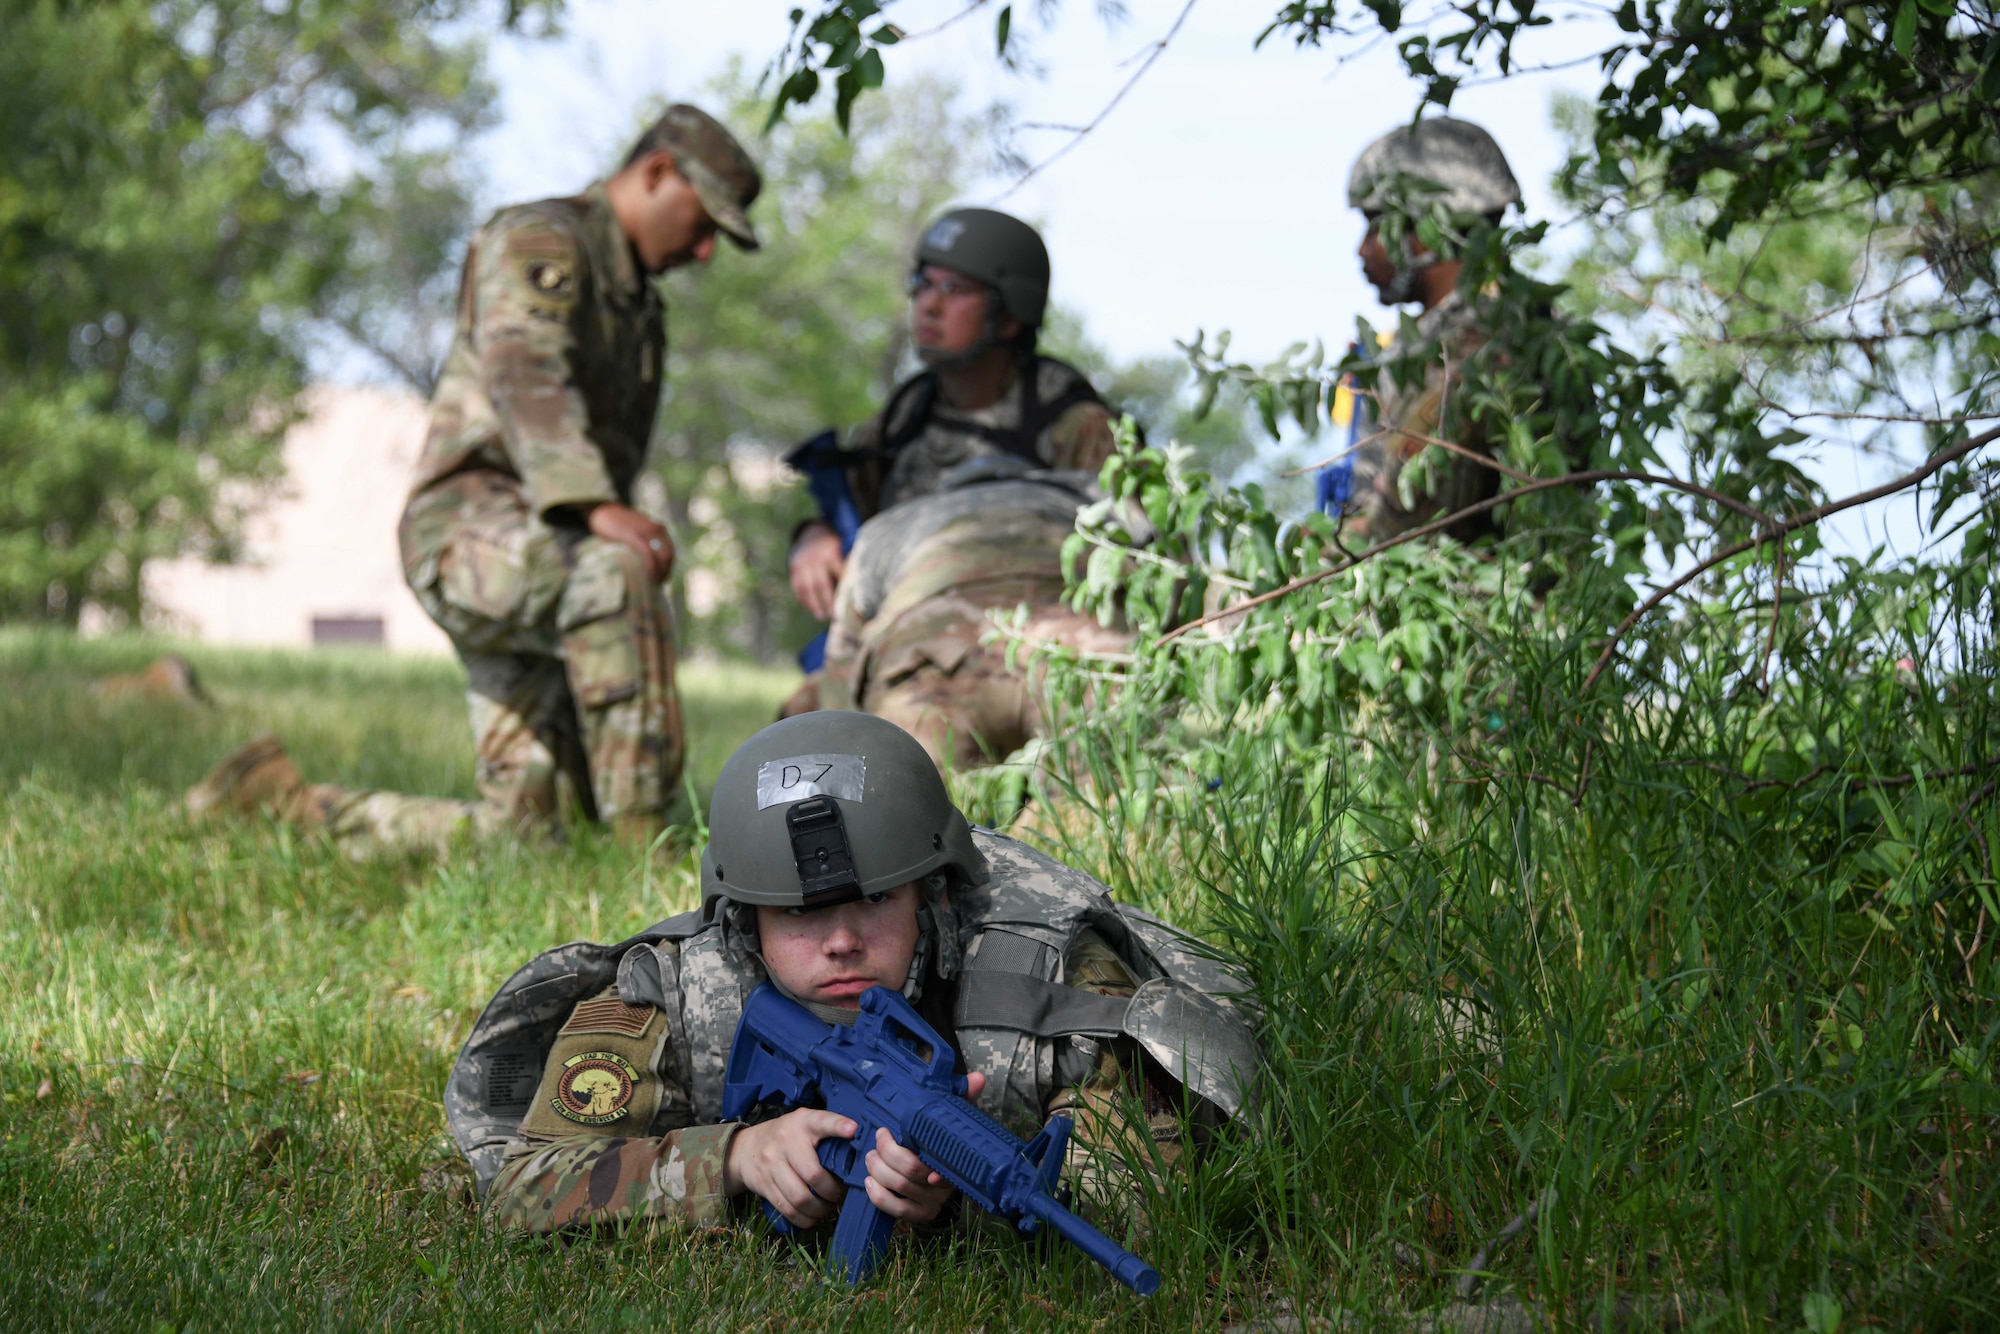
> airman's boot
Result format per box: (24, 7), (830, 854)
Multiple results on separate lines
(184, 735), (305, 820)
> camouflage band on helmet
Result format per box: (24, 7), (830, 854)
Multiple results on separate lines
(1347, 116), (1523, 218)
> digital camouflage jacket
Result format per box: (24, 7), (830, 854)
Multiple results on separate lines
(449, 829), (1257, 1234)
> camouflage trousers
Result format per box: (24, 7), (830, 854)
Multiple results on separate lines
(303, 473), (685, 855)
(818, 575), (1131, 773)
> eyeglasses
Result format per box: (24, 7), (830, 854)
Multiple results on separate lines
(906, 270), (989, 301)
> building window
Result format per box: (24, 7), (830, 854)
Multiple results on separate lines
(311, 615), (385, 647)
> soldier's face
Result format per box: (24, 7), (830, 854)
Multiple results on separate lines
(910, 264), (1015, 358)
(1358, 218), (1400, 299)
(756, 881), (926, 1008)
(629, 154), (720, 273)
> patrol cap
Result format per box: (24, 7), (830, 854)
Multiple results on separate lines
(1348, 116), (1522, 218)
(914, 207), (1050, 330)
(627, 104), (763, 251)
(701, 713), (988, 916)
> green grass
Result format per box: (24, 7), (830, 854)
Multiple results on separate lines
(2, 627), (1995, 1331)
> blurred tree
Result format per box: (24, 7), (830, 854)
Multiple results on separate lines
(0, 0), (555, 626)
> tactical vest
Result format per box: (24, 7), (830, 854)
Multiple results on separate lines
(880, 354), (1107, 468)
(446, 829), (1258, 1189)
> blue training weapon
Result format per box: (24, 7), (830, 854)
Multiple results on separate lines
(784, 430), (863, 673)
(722, 982), (1161, 1296)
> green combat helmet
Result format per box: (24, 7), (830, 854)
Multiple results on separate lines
(913, 207), (1050, 331)
(1348, 116), (1521, 302)
(1347, 115), (1522, 220)
(701, 712), (989, 917)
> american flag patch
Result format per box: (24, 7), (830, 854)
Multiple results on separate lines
(560, 997), (656, 1038)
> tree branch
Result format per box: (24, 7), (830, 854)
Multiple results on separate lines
(1156, 464), (1782, 645)
(1580, 424), (2000, 690)
(992, 0), (1199, 200)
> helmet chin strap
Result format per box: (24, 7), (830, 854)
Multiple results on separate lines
(914, 300), (1017, 372)
(1381, 248), (1439, 306)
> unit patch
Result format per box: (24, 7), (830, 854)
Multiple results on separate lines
(552, 1051), (640, 1125)
(560, 996), (656, 1038)
(525, 260), (573, 297)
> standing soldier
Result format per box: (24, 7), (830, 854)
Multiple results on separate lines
(1331, 117), (1525, 544)
(782, 209), (1134, 771)
(186, 105), (762, 853)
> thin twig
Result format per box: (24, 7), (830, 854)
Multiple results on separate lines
(1756, 529), (1785, 694)
(1157, 465), (1778, 645)
(1455, 1187), (1555, 1301)
(1572, 739), (1594, 808)
(1581, 424), (2000, 690)
(992, 0), (1199, 200)
(896, 0), (990, 42)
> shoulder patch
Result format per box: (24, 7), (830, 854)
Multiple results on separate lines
(560, 996), (656, 1038)
(524, 259), (573, 297)
(552, 1050), (641, 1125)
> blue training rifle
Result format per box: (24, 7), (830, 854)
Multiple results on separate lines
(784, 430), (863, 673)
(721, 981), (1161, 1296)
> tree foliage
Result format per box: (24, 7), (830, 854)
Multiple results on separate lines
(0, 0), (551, 625)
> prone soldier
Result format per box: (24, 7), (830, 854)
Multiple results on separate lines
(448, 711), (1257, 1243)
(186, 105), (762, 853)
(781, 209), (1135, 772)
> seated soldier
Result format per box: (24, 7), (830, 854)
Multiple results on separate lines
(782, 209), (1136, 771)
(448, 711), (1256, 1241)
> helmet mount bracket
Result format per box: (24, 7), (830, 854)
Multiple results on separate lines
(787, 796), (863, 907)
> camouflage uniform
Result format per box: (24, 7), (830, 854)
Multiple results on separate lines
(817, 475), (1130, 771)
(1340, 290), (1497, 545)
(483, 929), (1153, 1232)
(794, 359), (1132, 770)
(298, 184), (683, 850)
(840, 357), (1120, 518)
(477, 829), (1236, 1234)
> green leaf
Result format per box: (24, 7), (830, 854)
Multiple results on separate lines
(854, 46), (884, 90)
(1891, 0), (1915, 55)
(1801, 1290), (1842, 1334)
(996, 4), (1012, 55)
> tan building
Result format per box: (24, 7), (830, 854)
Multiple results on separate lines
(145, 386), (452, 654)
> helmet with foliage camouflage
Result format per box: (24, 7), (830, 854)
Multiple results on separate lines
(1348, 117), (1522, 218)
(700, 713), (988, 918)
(913, 207), (1051, 330)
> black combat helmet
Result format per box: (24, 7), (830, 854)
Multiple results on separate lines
(913, 208), (1051, 331)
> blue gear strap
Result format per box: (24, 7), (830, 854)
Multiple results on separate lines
(1318, 339), (1374, 520)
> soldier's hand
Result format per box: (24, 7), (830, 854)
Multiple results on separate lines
(862, 1070), (986, 1224)
(788, 522), (845, 621)
(587, 503), (674, 583)
(724, 1107), (854, 1228)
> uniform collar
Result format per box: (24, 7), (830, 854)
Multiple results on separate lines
(1415, 288), (1471, 341)
(584, 181), (649, 304)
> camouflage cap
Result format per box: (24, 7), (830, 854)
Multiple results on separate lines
(1348, 116), (1522, 218)
(635, 104), (763, 251)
